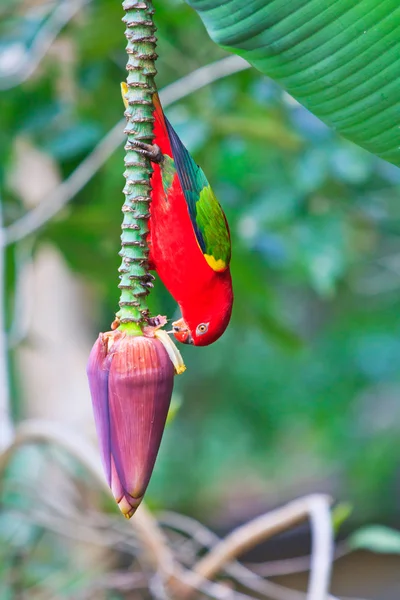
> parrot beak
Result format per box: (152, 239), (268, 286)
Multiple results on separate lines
(172, 318), (193, 345)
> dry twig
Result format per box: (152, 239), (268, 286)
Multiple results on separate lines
(177, 495), (335, 600)
(160, 511), (324, 600)
(245, 542), (349, 578)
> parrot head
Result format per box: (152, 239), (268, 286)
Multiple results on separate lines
(171, 280), (233, 346)
(166, 264), (234, 346)
(171, 313), (229, 346)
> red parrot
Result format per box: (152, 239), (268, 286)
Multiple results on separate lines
(122, 85), (233, 346)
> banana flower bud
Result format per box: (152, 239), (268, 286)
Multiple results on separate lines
(87, 329), (178, 518)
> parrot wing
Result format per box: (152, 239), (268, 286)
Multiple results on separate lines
(160, 110), (231, 272)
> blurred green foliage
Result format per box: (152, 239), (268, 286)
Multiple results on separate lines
(2, 0), (400, 531)
(349, 525), (400, 554)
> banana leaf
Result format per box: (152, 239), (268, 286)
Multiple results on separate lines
(187, 0), (400, 167)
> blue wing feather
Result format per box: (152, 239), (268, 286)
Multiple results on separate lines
(164, 118), (208, 253)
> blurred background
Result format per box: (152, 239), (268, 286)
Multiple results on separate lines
(1, 0), (400, 598)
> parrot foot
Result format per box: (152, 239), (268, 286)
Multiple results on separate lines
(128, 140), (163, 164)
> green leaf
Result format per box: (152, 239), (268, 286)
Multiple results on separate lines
(166, 393), (183, 425)
(349, 525), (400, 554)
(186, 0), (400, 167)
(332, 502), (352, 534)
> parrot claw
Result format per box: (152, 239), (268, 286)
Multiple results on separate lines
(128, 140), (163, 164)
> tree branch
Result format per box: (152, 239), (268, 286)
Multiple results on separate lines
(308, 495), (335, 600)
(161, 511), (337, 600)
(179, 495), (335, 600)
(159, 55), (249, 108)
(245, 542), (349, 578)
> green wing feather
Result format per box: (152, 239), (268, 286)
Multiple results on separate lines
(194, 185), (231, 271)
(164, 118), (231, 271)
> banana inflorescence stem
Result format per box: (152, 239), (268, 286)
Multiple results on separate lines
(117, 0), (157, 332)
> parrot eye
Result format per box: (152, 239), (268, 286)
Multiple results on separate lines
(196, 323), (209, 335)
